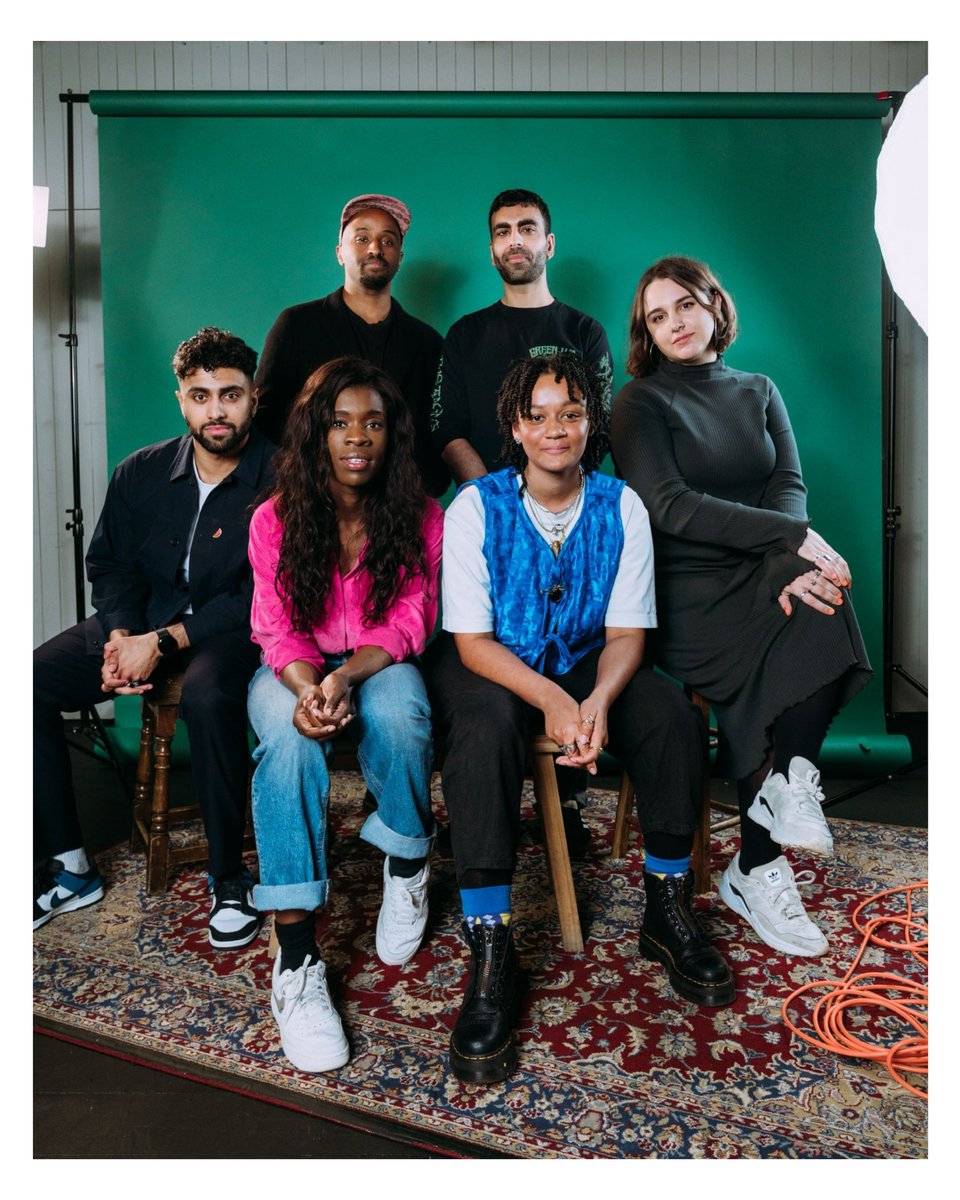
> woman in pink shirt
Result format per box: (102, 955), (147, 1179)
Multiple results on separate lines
(246, 356), (442, 1074)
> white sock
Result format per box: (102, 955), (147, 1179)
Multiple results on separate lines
(56, 847), (90, 874)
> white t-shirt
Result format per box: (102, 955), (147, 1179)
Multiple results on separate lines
(441, 474), (658, 634)
(180, 463), (219, 615)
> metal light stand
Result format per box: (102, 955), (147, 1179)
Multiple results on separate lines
(58, 90), (130, 793)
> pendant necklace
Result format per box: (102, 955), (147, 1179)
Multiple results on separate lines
(522, 468), (585, 557)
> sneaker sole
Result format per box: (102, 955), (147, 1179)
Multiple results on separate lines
(209, 918), (261, 949)
(637, 929), (735, 1007)
(718, 872), (827, 957)
(33, 884), (104, 930)
(746, 798), (834, 856)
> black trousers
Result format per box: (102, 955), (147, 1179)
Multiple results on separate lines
(424, 634), (705, 883)
(33, 616), (262, 878)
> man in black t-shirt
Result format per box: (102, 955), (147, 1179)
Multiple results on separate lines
(255, 193), (449, 496)
(430, 188), (613, 486)
(429, 189), (611, 862)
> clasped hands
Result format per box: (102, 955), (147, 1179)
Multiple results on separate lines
(546, 693), (607, 774)
(779, 528), (852, 618)
(100, 631), (161, 695)
(293, 671), (355, 741)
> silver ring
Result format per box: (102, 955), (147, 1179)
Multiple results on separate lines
(800, 590), (808, 599)
(582, 713), (596, 727)
(129, 679), (143, 687)
(558, 743), (575, 755)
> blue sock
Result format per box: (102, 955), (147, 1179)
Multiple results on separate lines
(644, 852), (691, 878)
(460, 884), (512, 928)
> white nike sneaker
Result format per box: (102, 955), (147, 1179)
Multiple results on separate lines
(270, 952), (350, 1072)
(747, 757), (834, 855)
(719, 852), (828, 957)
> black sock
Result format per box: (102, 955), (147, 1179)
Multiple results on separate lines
(388, 855), (427, 879)
(737, 764), (782, 873)
(771, 678), (844, 776)
(275, 914), (319, 975)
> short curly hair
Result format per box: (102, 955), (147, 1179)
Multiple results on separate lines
(172, 327), (258, 382)
(626, 256), (738, 378)
(496, 353), (609, 474)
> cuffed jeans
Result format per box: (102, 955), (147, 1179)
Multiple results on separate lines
(424, 633), (705, 884)
(247, 660), (436, 913)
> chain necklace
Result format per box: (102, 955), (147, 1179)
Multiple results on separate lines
(521, 468), (585, 557)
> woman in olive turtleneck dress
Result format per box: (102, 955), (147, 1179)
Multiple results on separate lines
(611, 255), (871, 960)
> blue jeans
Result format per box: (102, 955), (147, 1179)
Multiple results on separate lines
(247, 660), (435, 913)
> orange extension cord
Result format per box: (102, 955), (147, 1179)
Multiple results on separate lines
(781, 881), (928, 1099)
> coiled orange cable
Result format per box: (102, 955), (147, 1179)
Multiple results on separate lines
(781, 881), (928, 1099)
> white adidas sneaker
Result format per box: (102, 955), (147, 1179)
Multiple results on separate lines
(719, 852), (828, 957)
(747, 756), (834, 855)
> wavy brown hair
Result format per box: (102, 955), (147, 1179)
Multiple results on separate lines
(267, 356), (429, 630)
(626, 255), (738, 378)
(496, 352), (609, 476)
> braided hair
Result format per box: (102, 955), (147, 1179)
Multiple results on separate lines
(495, 352), (609, 475)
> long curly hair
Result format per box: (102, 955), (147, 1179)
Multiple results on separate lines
(496, 352), (609, 475)
(267, 356), (429, 630)
(625, 255), (738, 378)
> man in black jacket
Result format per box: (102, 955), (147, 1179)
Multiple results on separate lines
(33, 328), (275, 950)
(255, 193), (449, 497)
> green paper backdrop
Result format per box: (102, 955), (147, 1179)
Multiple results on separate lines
(91, 90), (906, 769)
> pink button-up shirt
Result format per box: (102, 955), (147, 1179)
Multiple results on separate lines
(248, 496), (443, 677)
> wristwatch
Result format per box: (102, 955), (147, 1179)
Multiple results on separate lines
(156, 627), (179, 656)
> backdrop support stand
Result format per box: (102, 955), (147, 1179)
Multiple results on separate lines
(57, 90), (131, 796)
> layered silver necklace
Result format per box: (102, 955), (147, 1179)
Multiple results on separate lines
(521, 468), (585, 557)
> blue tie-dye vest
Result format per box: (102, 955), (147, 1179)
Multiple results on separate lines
(470, 470), (625, 675)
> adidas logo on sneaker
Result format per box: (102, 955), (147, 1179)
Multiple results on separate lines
(763, 867), (782, 886)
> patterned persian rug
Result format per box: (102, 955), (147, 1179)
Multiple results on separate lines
(33, 776), (927, 1159)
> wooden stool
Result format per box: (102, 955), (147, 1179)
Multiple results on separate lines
(531, 689), (715, 954)
(130, 669), (255, 894)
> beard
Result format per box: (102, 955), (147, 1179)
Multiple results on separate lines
(189, 415), (253, 456)
(493, 245), (548, 285)
(359, 256), (397, 292)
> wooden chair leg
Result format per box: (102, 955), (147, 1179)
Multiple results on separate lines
(530, 746), (584, 954)
(130, 703), (156, 852)
(146, 704), (178, 895)
(611, 775), (635, 859)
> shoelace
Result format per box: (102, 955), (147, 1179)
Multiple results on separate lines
(789, 775), (827, 818)
(214, 876), (248, 908)
(386, 875), (427, 923)
(765, 873), (810, 923)
(282, 962), (335, 1020)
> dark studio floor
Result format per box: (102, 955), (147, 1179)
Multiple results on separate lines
(33, 717), (928, 1159)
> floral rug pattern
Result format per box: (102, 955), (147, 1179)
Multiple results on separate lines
(34, 777), (927, 1158)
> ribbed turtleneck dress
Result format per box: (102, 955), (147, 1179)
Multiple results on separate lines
(611, 357), (871, 779)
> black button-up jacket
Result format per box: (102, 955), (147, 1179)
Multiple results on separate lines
(84, 427), (275, 652)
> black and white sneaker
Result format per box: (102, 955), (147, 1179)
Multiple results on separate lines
(34, 857), (104, 930)
(208, 871), (260, 949)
